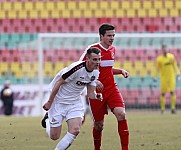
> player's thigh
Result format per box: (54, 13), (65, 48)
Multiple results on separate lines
(48, 102), (65, 127)
(50, 126), (62, 139)
(66, 102), (84, 121)
(107, 86), (125, 111)
(89, 99), (107, 122)
(160, 79), (175, 93)
(169, 80), (176, 92)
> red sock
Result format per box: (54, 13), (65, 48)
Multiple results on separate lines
(118, 120), (129, 150)
(93, 127), (102, 150)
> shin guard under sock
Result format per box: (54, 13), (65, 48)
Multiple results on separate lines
(93, 127), (102, 150)
(118, 120), (129, 150)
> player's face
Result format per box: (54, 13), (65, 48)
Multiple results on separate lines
(162, 46), (168, 56)
(100, 30), (115, 48)
(87, 53), (101, 71)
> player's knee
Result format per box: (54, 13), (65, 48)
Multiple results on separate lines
(113, 107), (126, 120)
(69, 126), (80, 136)
(116, 110), (126, 120)
(94, 122), (104, 131)
(50, 134), (60, 140)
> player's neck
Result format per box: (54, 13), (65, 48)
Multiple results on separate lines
(85, 62), (93, 72)
(100, 42), (109, 49)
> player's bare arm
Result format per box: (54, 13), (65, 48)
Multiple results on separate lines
(43, 77), (65, 111)
(112, 68), (129, 78)
(96, 80), (104, 91)
(87, 84), (103, 101)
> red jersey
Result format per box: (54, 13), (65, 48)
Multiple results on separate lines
(80, 43), (116, 91)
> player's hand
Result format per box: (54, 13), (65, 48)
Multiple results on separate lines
(96, 80), (104, 91)
(43, 101), (51, 111)
(96, 93), (103, 101)
(121, 69), (129, 78)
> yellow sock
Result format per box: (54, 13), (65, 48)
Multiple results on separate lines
(160, 95), (165, 111)
(171, 94), (176, 110)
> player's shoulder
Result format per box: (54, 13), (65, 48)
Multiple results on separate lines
(69, 61), (85, 69)
(85, 43), (100, 50)
(156, 55), (162, 61)
(93, 69), (99, 74)
(92, 69), (100, 77)
(167, 53), (175, 58)
(90, 42), (100, 47)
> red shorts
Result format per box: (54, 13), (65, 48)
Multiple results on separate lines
(89, 85), (125, 122)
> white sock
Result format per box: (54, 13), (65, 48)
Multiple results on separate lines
(55, 132), (76, 150)
(45, 119), (50, 137)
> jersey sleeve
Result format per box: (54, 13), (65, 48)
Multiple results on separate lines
(48, 69), (64, 91)
(61, 65), (78, 82)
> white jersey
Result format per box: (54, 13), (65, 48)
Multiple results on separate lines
(49, 61), (99, 104)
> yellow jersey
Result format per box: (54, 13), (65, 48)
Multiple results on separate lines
(156, 53), (178, 92)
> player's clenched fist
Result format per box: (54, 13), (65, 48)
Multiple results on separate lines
(96, 93), (103, 101)
(43, 101), (52, 111)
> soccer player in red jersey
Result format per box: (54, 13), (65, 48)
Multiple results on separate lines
(79, 23), (129, 150)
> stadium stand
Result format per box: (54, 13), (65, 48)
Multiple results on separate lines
(0, 0), (181, 108)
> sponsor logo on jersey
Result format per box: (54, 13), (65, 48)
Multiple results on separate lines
(50, 118), (59, 125)
(52, 118), (56, 122)
(76, 81), (87, 86)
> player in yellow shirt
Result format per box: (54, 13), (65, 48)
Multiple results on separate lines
(156, 44), (180, 114)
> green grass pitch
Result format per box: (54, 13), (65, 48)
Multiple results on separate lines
(0, 110), (181, 150)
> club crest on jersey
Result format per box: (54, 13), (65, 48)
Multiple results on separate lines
(111, 52), (114, 59)
(91, 76), (96, 81)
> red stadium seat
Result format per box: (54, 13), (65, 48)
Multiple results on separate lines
(131, 18), (142, 26)
(109, 18), (120, 27)
(174, 17), (181, 26)
(163, 17), (174, 26)
(168, 25), (179, 32)
(143, 17), (152, 26)
(87, 18), (98, 32)
(158, 24), (168, 33)
(120, 17), (131, 27)
(23, 18), (33, 27)
(4, 26), (16, 33)
(162, 17), (177, 32)
(43, 49), (59, 62)
(134, 49), (147, 61)
(67, 18), (79, 26)
(123, 49), (136, 61)
(176, 89), (181, 103)
(54, 49), (69, 62)
(65, 49), (80, 61)
(11, 49), (20, 62)
(34, 19), (44, 27)
(174, 17), (181, 31)
(153, 17), (163, 26)
(135, 24), (146, 33)
(97, 18), (110, 24)
(143, 17), (157, 32)
(1, 49), (11, 62)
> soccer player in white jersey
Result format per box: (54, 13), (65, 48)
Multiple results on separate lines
(41, 47), (102, 150)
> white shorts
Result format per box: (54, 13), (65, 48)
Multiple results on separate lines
(48, 101), (84, 127)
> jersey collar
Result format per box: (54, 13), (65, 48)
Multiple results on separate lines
(99, 43), (109, 51)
